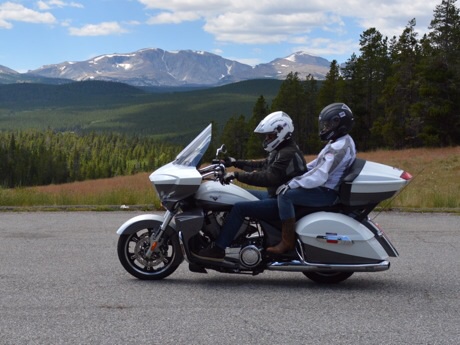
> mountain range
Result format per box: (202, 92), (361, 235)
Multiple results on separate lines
(0, 48), (331, 87)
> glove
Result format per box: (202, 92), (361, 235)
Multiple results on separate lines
(222, 156), (236, 167)
(276, 184), (290, 195)
(223, 172), (238, 184)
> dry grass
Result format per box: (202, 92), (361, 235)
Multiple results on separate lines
(1, 146), (458, 212)
(356, 146), (460, 210)
(0, 173), (159, 210)
(33, 173), (151, 196)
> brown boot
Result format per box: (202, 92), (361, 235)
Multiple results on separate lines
(266, 218), (296, 254)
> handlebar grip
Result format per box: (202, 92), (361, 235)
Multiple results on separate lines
(215, 164), (226, 184)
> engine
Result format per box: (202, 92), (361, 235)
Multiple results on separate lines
(239, 244), (263, 268)
(202, 211), (226, 240)
(201, 211), (264, 269)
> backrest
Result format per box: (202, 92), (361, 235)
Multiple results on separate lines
(341, 158), (366, 183)
(338, 158), (366, 205)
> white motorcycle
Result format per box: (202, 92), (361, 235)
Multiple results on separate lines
(116, 124), (412, 283)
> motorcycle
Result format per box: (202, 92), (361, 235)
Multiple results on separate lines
(116, 124), (412, 284)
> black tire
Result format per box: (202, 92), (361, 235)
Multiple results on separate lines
(302, 271), (353, 284)
(117, 226), (183, 280)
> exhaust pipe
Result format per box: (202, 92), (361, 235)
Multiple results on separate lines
(267, 260), (390, 273)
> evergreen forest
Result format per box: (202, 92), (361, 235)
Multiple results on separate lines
(222, 0), (460, 157)
(0, 130), (178, 188)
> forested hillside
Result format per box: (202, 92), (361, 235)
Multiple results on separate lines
(0, 80), (144, 108)
(0, 79), (283, 143)
(0, 78), (283, 188)
(0, 130), (179, 188)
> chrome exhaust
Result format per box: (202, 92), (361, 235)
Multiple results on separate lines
(267, 260), (390, 272)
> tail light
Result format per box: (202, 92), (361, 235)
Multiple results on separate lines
(400, 171), (412, 180)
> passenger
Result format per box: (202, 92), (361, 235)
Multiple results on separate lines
(194, 111), (307, 261)
(267, 103), (356, 255)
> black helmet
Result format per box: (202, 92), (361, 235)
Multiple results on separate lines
(318, 103), (354, 141)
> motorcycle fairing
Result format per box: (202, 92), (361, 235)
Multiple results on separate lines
(174, 209), (206, 261)
(149, 124), (212, 210)
(150, 162), (202, 209)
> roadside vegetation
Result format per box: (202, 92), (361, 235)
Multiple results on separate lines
(0, 146), (458, 212)
(356, 146), (460, 210)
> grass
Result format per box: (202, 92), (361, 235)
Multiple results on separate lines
(0, 146), (458, 212)
(0, 173), (160, 211)
(356, 146), (460, 211)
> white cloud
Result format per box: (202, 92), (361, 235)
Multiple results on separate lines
(0, 2), (56, 28)
(37, 1), (84, 11)
(204, 11), (344, 45)
(293, 37), (360, 60)
(139, 0), (227, 12)
(146, 11), (200, 24)
(137, 0), (440, 46)
(68, 21), (128, 36)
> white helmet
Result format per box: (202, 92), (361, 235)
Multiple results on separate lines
(254, 111), (294, 152)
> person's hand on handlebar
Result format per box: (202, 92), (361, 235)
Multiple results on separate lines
(222, 171), (238, 185)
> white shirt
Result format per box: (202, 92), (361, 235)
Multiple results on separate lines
(287, 135), (356, 191)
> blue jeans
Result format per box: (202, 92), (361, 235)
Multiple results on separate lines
(277, 187), (338, 221)
(248, 189), (270, 200)
(215, 196), (279, 249)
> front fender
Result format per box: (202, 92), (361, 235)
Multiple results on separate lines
(116, 214), (177, 235)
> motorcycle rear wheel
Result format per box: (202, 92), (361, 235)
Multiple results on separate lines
(302, 271), (353, 284)
(117, 227), (183, 280)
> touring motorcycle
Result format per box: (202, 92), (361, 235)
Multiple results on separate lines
(116, 124), (412, 283)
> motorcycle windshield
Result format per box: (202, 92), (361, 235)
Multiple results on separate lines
(173, 124), (212, 167)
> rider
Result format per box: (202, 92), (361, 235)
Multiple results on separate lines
(194, 111), (307, 261)
(267, 103), (356, 255)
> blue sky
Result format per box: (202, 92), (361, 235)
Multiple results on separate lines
(0, 0), (441, 72)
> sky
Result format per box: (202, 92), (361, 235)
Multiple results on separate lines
(0, 0), (442, 72)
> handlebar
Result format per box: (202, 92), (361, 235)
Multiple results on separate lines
(198, 162), (227, 184)
(199, 145), (231, 184)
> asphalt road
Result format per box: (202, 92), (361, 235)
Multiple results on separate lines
(0, 211), (459, 345)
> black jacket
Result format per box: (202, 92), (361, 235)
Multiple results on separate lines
(234, 139), (307, 197)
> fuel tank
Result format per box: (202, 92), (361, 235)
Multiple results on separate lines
(195, 181), (259, 210)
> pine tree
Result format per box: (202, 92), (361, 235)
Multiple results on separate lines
(378, 18), (422, 148)
(343, 28), (391, 150)
(414, 0), (460, 145)
(303, 75), (321, 153)
(271, 72), (309, 152)
(246, 95), (269, 158)
(219, 115), (249, 158)
(317, 60), (345, 108)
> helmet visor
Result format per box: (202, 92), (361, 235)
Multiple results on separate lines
(319, 116), (340, 134)
(262, 131), (277, 146)
(265, 132), (277, 141)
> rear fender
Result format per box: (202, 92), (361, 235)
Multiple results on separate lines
(116, 214), (177, 235)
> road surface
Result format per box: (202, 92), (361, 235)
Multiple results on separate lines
(0, 211), (458, 345)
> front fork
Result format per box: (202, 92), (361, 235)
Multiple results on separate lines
(144, 210), (175, 258)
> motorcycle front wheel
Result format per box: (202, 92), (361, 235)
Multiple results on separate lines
(302, 271), (353, 284)
(117, 227), (183, 280)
